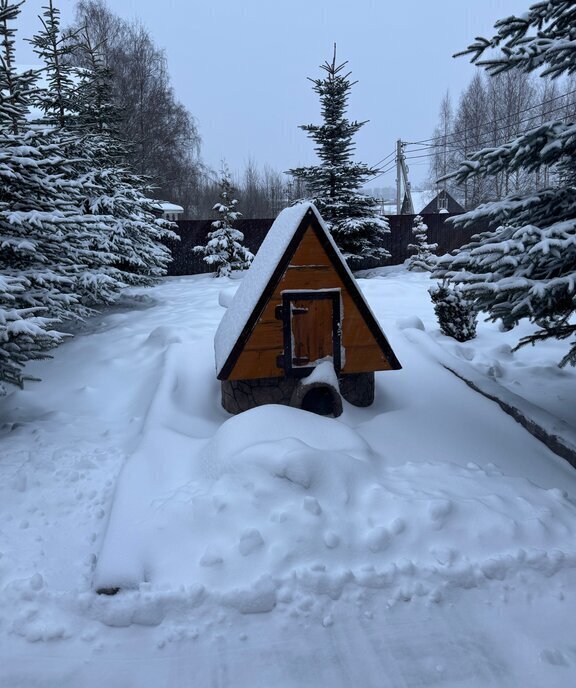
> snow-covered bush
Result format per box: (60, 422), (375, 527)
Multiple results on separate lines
(429, 282), (477, 342)
(407, 215), (438, 271)
(194, 167), (253, 278)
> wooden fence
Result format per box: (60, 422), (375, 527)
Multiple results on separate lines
(165, 213), (488, 276)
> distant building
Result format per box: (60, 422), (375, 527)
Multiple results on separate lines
(420, 190), (464, 215)
(158, 202), (184, 222)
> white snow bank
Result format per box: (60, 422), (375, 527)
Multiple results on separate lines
(396, 315), (425, 331)
(95, 373), (576, 618)
(402, 326), (576, 464)
(3, 272), (576, 686)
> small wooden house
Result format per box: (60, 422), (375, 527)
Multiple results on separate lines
(214, 203), (401, 416)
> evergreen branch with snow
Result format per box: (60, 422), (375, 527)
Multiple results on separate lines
(436, 0), (576, 367)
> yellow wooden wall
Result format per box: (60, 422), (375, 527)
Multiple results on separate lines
(228, 224), (395, 380)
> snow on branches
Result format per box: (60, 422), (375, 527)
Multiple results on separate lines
(436, 0), (576, 366)
(194, 168), (253, 278)
(407, 215), (438, 272)
(289, 46), (389, 267)
(0, 0), (176, 392)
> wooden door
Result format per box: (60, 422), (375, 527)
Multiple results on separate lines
(280, 290), (341, 375)
(291, 298), (334, 367)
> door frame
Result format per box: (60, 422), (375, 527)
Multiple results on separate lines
(278, 289), (342, 377)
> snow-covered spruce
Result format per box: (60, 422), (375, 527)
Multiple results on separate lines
(407, 215), (438, 272)
(0, 0), (67, 390)
(429, 282), (477, 342)
(30, 2), (176, 293)
(0, 1), (176, 392)
(289, 47), (389, 267)
(435, 0), (576, 367)
(194, 166), (253, 277)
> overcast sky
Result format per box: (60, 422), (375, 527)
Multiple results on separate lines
(15, 0), (529, 188)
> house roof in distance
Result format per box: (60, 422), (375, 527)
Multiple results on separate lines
(158, 202), (184, 213)
(420, 190), (464, 215)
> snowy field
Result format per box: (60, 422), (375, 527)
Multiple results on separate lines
(1, 267), (576, 687)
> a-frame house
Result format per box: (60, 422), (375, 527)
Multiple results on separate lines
(215, 203), (401, 416)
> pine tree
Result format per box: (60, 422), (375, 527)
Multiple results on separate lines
(27, 0), (126, 310)
(194, 167), (253, 278)
(407, 215), (438, 271)
(70, 27), (177, 287)
(434, 0), (576, 366)
(0, 0), (64, 391)
(30, 1), (175, 294)
(289, 46), (389, 267)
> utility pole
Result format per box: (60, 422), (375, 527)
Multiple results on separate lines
(401, 158), (414, 214)
(396, 139), (402, 215)
(396, 139), (414, 215)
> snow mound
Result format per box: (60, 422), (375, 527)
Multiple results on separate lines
(218, 287), (237, 309)
(144, 325), (183, 348)
(95, 402), (576, 619)
(397, 315), (425, 331)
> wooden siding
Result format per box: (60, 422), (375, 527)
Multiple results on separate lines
(228, 225), (394, 380)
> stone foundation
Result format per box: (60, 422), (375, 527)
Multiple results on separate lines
(221, 370), (375, 416)
(221, 376), (298, 415)
(338, 372), (375, 407)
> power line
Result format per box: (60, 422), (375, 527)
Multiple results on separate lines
(364, 88), (576, 190)
(406, 88), (576, 147)
(405, 101), (572, 154)
(400, 102), (574, 168)
(369, 149), (395, 172)
(368, 161), (397, 182)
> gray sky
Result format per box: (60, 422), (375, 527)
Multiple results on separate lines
(15, 0), (529, 187)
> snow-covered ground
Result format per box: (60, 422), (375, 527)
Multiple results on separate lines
(1, 268), (576, 687)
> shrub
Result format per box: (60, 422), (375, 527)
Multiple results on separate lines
(429, 282), (477, 342)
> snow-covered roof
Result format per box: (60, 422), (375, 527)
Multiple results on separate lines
(215, 202), (354, 375)
(158, 202), (184, 213)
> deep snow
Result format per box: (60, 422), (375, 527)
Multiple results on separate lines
(1, 267), (576, 687)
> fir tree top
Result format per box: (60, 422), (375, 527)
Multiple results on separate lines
(300, 46), (367, 169)
(28, 0), (79, 128)
(289, 46), (389, 265)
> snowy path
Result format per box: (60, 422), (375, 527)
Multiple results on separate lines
(1, 272), (576, 687)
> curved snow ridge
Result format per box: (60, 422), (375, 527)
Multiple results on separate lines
(6, 545), (576, 639)
(136, 333), (223, 442)
(93, 405), (576, 611)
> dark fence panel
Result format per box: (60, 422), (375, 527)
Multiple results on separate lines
(165, 219), (274, 275)
(166, 214), (490, 276)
